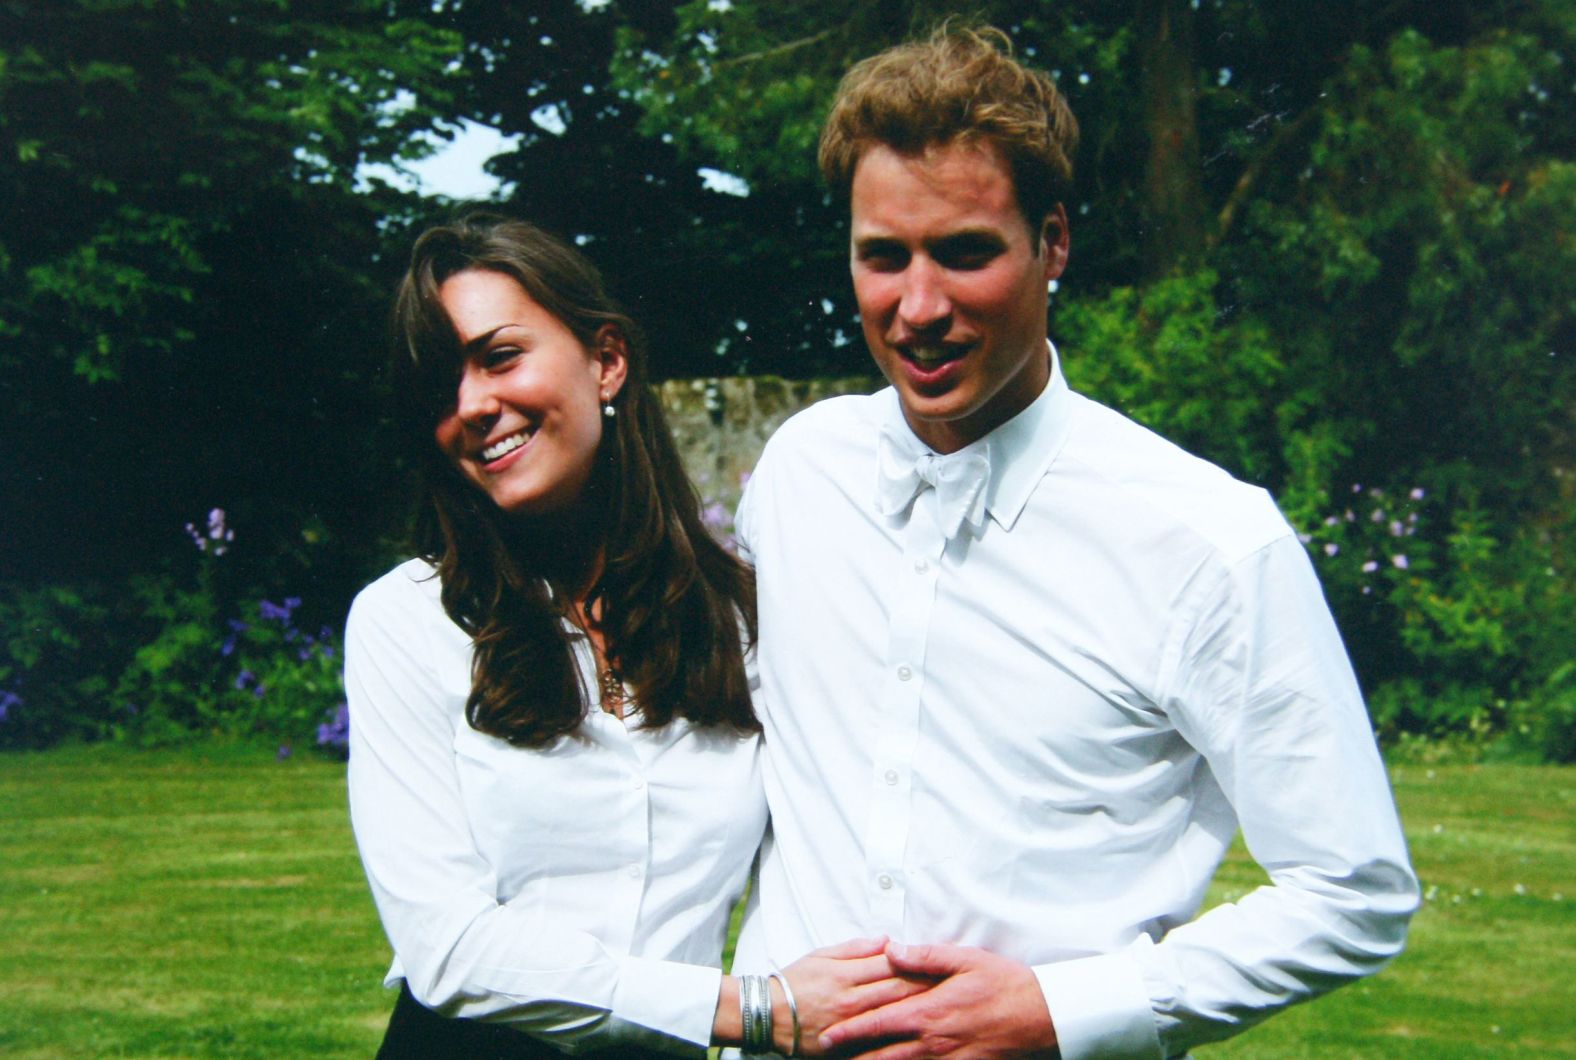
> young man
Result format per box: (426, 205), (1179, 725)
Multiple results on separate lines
(734, 27), (1418, 1060)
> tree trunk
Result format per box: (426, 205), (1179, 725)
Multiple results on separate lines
(1137, 0), (1207, 277)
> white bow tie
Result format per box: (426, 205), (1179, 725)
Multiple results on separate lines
(875, 424), (992, 540)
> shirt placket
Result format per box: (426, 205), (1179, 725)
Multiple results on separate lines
(862, 490), (947, 936)
(580, 646), (652, 953)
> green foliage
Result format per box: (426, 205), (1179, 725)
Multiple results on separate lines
(0, 583), (119, 748)
(109, 572), (347, 751)
(111, 573), (228, 746)
(1058, 269), (1290, 483)
(0, 0), (462, 383)
(1, 511), (347, 753)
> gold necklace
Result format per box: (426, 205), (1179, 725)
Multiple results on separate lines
(598, 663), (626, 715)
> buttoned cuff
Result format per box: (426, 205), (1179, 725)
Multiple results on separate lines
(1033, 945), (1162, 1060)
(613, 954), (722, 1049)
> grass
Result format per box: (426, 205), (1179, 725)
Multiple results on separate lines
(1, 746), (1571, 1057)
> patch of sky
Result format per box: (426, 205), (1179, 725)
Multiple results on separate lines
(357, 119), (520, 200)
(699, 167), (751, 197)
(532, 103), (568, 136)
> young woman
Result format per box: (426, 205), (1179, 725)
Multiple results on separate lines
(345, 216), (910, 1058)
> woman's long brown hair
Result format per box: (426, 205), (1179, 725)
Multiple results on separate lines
(391, 215), (757, 746)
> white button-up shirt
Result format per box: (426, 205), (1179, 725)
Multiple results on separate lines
(345, 559), (766, 1054)
(733, 350), (1418, 1059)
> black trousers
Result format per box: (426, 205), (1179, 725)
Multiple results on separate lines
(376, 982), (673, 1059)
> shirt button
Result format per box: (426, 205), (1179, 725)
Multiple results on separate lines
(632, 777), (645, 790)
(913, 559), (930, 574)
(896, 665), (913, 681)
(883, 769), (899, 785)
(877, 874), (894, 890)
(628, 864), (643, 878)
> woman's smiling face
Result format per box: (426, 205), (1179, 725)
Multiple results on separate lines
(432, 269), (626, 517)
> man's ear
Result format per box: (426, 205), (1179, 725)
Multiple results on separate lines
(1040, 203), (1070, 281)
(594, 324), (629, 400)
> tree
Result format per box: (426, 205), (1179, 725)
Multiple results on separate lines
(0, 0), (462, 587)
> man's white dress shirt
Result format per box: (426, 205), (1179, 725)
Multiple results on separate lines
(345, 558), (767, 1054)
(733, 349), (1418, 1059)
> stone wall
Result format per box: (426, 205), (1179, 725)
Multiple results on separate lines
(657, 375), (878, 537)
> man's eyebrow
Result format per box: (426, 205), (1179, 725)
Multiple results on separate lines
(930, 228), (1006, 247)
(852, 233), (903, 250)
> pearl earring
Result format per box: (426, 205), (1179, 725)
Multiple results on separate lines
(601, 392), (616, 419)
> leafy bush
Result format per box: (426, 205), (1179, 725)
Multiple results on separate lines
(1, 509), (348, 754)
(0, 583), (123, 749)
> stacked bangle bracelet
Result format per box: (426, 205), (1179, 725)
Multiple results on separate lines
(740, 973), (772, 1055)
(739, 969), (801, 1057)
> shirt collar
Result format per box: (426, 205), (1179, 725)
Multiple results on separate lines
(876, 341), (1075, 534)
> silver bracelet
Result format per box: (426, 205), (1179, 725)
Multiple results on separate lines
(769, 966), (800, 1058)
(741, 973), (774, 1055)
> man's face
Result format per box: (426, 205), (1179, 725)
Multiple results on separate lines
(849, 140), (1068, 454)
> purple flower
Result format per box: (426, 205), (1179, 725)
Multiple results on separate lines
(297, 647), (312, 662)
(276, 744), (292, 761)
(1324, 542), (1340, 557)
(221, 619), (248, 657)
(1352, 483), (1363, 493)
(234, 669), (257, 691)
(0, 689), (19, 722)
(320, 645), (334, 660)
(1362, 560), (1379, 573)
(1410, 487), (1426, 500)
(203, 509), (233, 556)
(1371, 508), (1386, 523)
(1389, 520), (1405, 537)
(1392, 554), (1410, 570)
(701, 501), (730, 529)
(317, 702), (351, 750)
(259, 599), (291, 622)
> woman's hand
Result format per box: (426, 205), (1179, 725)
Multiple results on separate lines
(773, 937), (935, 1057)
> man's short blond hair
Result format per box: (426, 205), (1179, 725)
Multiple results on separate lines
(818, 25), (1079, 231)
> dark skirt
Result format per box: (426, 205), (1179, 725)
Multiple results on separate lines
(376, 981), (677, 1059)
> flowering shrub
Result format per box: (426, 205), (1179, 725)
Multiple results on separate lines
(0, 508), (352, 753)
(1301, 484), (1573, 759)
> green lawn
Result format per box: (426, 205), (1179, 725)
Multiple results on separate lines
(1, 746), (1571, 1057)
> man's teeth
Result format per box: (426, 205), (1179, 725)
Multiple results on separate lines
(480, 431), (530, 462)
(908, 346), (957, 367)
